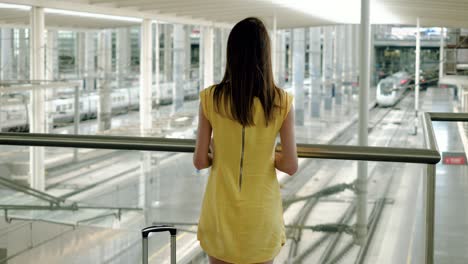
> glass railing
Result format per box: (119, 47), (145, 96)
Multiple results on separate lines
(0, 112), (467, 263)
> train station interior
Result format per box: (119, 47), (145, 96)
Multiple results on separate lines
(0, 0), (468, 263)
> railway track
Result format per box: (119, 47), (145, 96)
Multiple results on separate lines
(280, 91), (418, 263)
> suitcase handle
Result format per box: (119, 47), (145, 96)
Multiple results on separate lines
(142, 225), (178, 237)
(142, 225), (177, 264)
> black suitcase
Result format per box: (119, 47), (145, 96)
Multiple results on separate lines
(142, 225), (177, 264)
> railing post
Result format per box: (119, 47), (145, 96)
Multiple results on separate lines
(425, 164), (436, 264)
(142, 235), (148, 263)
(356, 0), (371, 246)
(170, 233), (176, 262)
(73, 85), (80, 162)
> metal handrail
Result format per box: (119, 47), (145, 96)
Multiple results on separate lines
(1, 112), (468, 264)
(423, 113), (439, 151)
(429, 112), (468, 122)
(0, 132), (440, 164)
(421, 111), (468, 264)
(0, 133), (195, 153)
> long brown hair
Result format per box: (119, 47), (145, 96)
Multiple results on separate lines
(213, 17), (282, 126)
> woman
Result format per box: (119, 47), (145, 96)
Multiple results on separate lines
(193, 17), (298, 264)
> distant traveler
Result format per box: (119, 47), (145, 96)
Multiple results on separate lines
(193, 17), (298, 264)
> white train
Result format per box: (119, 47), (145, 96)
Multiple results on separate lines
(0, 81), (199, 132)
(376, 71), (411, 107)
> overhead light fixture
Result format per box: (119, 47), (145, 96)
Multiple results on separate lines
(271, 0), (400, 24)
(44, 8), (142, 23)
(0, 3), (31, 10)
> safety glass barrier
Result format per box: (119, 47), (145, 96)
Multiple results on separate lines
(0, 145), (202, 263)
(0, 148), (426, 263)
(0, 111), (466, 263)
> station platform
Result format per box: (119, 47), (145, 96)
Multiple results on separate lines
(362, 88), (468, 264)
(412, 88), (468, 264)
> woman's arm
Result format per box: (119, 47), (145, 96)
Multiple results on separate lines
(193, 103), (213, 170)
(275, 108), (298, 175)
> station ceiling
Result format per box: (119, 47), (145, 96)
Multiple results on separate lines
(0, 0), (467, 30)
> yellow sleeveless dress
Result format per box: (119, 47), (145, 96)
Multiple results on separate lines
(197, 85), (293, 264)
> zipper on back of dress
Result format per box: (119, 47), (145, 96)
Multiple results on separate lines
(239, 126), (245, 191)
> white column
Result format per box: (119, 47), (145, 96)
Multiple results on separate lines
(1, 29), (13, 81)
(287, 31), (292, 85)
(75, 32), (86, 78)
(46, 30), (57, 81)
(140, 19), (153, 133)
(173, 24), (185, 112)
(345, 25), (353, 85)
(439, 27), (445, 82)
(278, 30), (286, 87)
(45, 30), (57, 132)
(154, 22), (161, 106)
(213, 28), (222, 82)
(370, 27), (376, 87)
(29, 7), (46, 191)
(322, 26), (334, 110)
(356, 0), (371, 246)
(220, 28), (228, 77)
(198, 26), (205, 91)
(292, 28), (305, 126)
(334, 26), (343, 105)
(17, 29), (28, 80)
(346, 25), (354, 107)
(84, 32), (96, 90)
(184, 25), (191, 81)
(415, 18), (420, 115)
(139, 20), (153, 210)
(97, 30), (112, 131)
(271, 16), (277, 81)
(335, 26), (343, 83)
(164, 25), (172, 82)
(353, 25), (360, 84)
(202, 26), (214, 88)
(309, 27), (321, 117)
(117, 28), (130, 89)
(1, 29), (14, 132)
